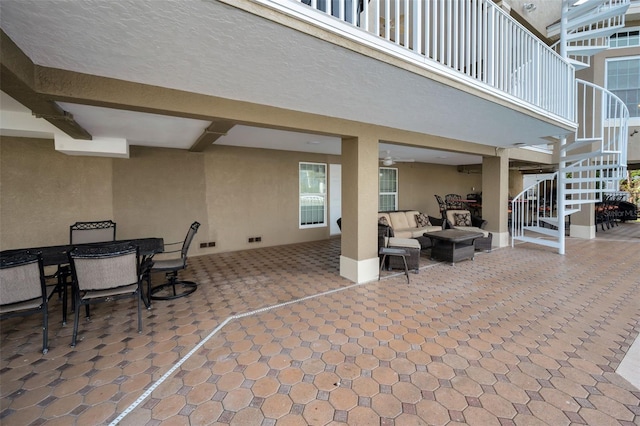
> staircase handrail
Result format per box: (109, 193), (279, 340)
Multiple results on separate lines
(572, 79), (629, 182)
(510, 172), (559, 246)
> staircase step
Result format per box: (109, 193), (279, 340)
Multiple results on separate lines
(567, 58), (590, 70)
(564, 3), (630, 33)
(566, 0), (609, 21)
(566, 44), (609, 57)
(512, 235), (561, 249)
(563, 138), (602, 153)
(547, 0), (629, 36)
(539, 217), (560, 227)
(567, 27), (619, 43)
(564, 198), (601, 206)
(565, 176), (613, 184)
(564, 208), (581, 215)
(562, 163), (623, 173)
(565, 188), (605, 194)
(563, 150), (604, 163)
(523, 225), (560, 237)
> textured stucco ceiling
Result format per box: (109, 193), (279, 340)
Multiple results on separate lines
(0, 0), (566, 161)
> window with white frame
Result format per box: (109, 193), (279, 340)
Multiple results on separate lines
(606, 56), (640, 118)
(610, 27), (640, 49)
(379, 167), (398, 212)
(299, 162), (326, 227)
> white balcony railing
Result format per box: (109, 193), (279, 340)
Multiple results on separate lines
(270, 0), (575, 122)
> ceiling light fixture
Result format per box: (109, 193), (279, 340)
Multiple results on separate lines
(523, 3), (536, 12)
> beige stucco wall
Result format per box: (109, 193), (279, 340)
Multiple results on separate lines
(0, 137), (113, 250)
(396, 162), (482, 216)
(204, 145), (340, 252)
(112, 146), (209, 248)
(1, 135), (498, 254)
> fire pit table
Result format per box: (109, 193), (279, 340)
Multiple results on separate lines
(424, 229), (484, 265)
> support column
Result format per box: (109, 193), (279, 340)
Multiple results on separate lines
(340, 135), (380, 283)
(569, 203), (596, 239)
(482, 152), (509, 248)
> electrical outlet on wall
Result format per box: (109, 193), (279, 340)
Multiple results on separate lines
(199, 243), (207, 248)
(248, 237), (254, 243)
(255, 237), (262, 242)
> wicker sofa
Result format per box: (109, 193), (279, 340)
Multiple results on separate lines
(378, 210), (443, 246)
(443, 209), (493, 251)
(377, 210), (445, 273)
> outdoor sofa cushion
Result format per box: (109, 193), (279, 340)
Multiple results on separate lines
(379, 210), (442, 239)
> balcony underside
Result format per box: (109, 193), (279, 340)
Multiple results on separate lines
(0, 0), (575, 151)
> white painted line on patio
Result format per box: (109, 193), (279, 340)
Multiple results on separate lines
(110, 266), (430, 425)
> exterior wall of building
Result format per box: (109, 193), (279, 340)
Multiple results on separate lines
(0, 136), (114, 250)
(1, 136), (486, 254)
(580, 43), (640, 164)
(397, 162), (482, 215)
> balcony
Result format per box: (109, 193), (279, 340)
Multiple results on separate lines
(247, 0), (576, 146)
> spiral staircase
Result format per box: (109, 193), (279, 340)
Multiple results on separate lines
(511, 0), (630, 254)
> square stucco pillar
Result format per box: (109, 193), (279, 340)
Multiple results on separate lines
(482, 153), (509, 248)
(340, 136), (380, 283)
(569, 203), (596, 239)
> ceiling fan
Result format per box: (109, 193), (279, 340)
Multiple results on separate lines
(379, 150), (415, 166)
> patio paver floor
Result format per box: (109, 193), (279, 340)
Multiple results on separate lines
(1, 223), (639, 425)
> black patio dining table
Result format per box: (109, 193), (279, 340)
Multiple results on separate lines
(1, 237), (164, 309)
(1, 237), (164, 266)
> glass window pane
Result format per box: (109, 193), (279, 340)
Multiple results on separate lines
(299, 163), (326, 227)
(606, 57), (640, 118)
(379, 167), (398, 211)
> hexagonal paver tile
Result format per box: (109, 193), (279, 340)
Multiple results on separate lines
(328, 387), (358, 411)
(371, 393), (402, 418)
(435, 387), (468, 411)
(261, 394), (293, 419)
(302, 399), (334, 425)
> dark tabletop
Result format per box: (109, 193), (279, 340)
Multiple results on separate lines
(424, 229), (484, 243)
(0, 237), (164, 266)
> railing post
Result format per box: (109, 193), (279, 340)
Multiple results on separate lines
(556, 0), (571, 255)
(413, 1), (421, 54)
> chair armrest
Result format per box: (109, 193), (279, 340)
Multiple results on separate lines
(159, 241), (183, 254)
(471, 216), (488, 229)
(428, 216), (444, 227)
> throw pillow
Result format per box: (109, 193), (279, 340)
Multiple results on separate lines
(378, 216), (389, 226)
(415, 213), (431, 227)
(454, 212), (472, 227)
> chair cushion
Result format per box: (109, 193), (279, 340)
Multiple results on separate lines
(404, 211), (420, 228)
(152, 258), (186, 271)
(415, 213), (431, 227)
(410, 226), (441, 238)
(389, 212), (410, 229)
(0, 297), (42, 314)
(390, 228), (413, 238)
(386, 237), (421, 249)
(82, 283), (139, 300)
